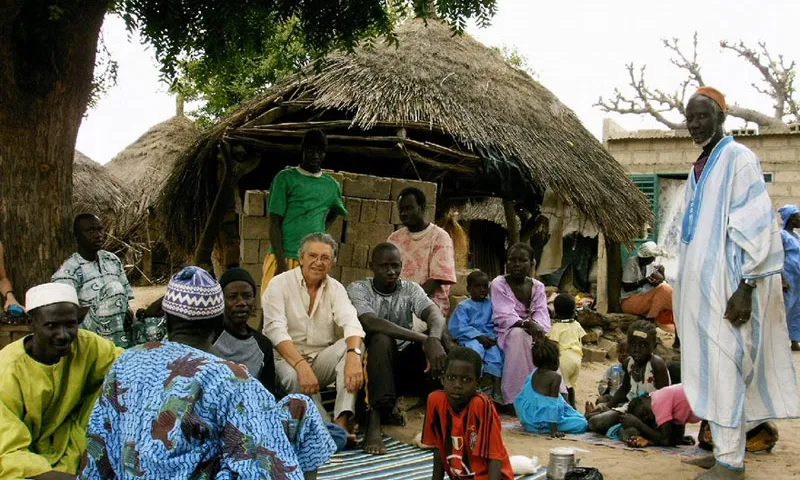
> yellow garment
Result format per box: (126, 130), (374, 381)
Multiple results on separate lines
(260, 254), (301, 296)
(547, 321), (587, 389)
(0, 330), (122, 478)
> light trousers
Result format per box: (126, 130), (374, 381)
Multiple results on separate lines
(275, 338), (355, 421)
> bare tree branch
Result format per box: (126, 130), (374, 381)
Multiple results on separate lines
(720, 39), (799, 123)
(598, 33), (798, 129)
(727, 105), (786, 128)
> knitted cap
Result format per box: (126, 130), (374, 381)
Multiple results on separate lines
(162, 266), (224, 320)
(219, 267), (257, 293)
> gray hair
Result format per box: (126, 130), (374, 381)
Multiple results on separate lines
(297, 232), (338, 261)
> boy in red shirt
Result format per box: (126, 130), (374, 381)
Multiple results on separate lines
(422, 347), (514, 480)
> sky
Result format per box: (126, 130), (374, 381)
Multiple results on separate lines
(76, 0), (800, 164)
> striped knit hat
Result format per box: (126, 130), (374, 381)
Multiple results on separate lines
(162, 266), (224, 320)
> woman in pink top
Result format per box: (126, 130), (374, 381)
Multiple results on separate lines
(622, 384), (700, 448)
(491, 243), (550, 404)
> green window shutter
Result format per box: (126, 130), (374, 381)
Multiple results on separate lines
(629, 174), (659, 242)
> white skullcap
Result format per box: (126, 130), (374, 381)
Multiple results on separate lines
(637, 241), (666, 259)
(25, 283), (80, 312)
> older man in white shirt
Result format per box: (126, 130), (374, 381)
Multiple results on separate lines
(263, 232), (365, 433)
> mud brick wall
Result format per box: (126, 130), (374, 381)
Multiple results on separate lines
(238, 171), (438, 324)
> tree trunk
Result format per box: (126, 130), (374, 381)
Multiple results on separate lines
(0, 1), (108, 295)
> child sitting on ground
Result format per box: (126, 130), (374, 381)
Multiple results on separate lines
(422, 347), (514, 480)
(585, 320), (670, 435)
(448, 270), (503, 400)
(620, 384), (699, 448)
(546, 293), (587, 407)
(596, 339), (628, 404)
(514, 333), (588, 437)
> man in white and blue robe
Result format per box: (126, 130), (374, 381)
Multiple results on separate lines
(675, 87), (799, 480)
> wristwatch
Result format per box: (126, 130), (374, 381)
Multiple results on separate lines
(346, 348), (363, 356)
(743, 278), (757, 288)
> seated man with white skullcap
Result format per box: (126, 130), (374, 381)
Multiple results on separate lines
(81, 266), (336, 479)
(620, 241), (677, 347)
(0, 283), (122, 479)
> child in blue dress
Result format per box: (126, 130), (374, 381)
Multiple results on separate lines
(449, 270), (504, 400)
(514, 333), (588, 437)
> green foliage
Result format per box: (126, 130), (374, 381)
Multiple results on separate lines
(161, 1), (497, 127)
(88, 35), (119, 111)
(492, 44), (537, 78)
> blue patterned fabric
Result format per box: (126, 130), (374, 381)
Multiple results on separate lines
(80, 341), (335, 478)
(162, 267), (225, 321)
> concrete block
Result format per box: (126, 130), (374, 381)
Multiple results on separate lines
(328, 216), (344, 243)
(597, 337), (618, 360)
(375, 200), (393, 224)
(338, 243), (354, 267)
(328, 266), (342, 282)
(768, 184), (791, 197)
(340, 267), (371, 288)
(344, 198), (362, 221)
(360, 200), (378, 224)
(582, 346), (607, 363)
(241, 263), (263, 287)
(390, 178), (438, 202)
(344, 222), (395, 247)
(343, 173), (392, 200)
(351, 244), (370, 268)
(243, 190), (266, 217)
(582, 327), (602, 344)
(240, 215), (270, 240)
(240, 239), (260, 265)
(323, 170), (345, 188)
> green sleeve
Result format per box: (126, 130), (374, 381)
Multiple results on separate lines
(331, 178), (347, 216)
(268, 170), (290, 216)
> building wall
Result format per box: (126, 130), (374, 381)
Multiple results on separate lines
(606, 129), (800, 207)
(238, 171), (437, 327)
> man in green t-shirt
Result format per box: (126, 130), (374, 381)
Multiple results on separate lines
(261, 129), (347, 294)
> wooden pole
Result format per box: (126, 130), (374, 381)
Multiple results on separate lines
(504, 200), (520, 245)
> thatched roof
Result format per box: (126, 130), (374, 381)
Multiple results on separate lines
(107, 115), (200, 209)
(158, 18), (651, 255)
(73, 151), (134, 249)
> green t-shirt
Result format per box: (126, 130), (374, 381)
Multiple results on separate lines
(268, 167), (347, 259)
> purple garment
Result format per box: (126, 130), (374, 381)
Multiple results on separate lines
(693, 151), (709, 181)
(490, 276), (551, 404)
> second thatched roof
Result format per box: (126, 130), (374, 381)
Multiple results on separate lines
(73, 151), (134, 250)
(158, 18), (651, 254)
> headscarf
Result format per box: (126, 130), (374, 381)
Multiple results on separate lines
(162, 266), (224, 320)
(779, 204), (799, 228)
(637, 241), (666, 259)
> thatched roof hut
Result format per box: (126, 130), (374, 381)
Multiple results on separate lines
(158, 18), (651, 256)
(73, 151), (134, 251)
(107, 115), (201, 214)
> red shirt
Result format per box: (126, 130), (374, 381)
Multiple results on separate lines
(422, 391), (514, 480)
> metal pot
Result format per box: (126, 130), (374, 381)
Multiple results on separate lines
(547, 447), (577, 480)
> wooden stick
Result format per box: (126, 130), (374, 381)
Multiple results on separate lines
(240, 106), (286, 129)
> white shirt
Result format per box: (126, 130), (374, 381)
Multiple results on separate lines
(262, 267), (365, 359)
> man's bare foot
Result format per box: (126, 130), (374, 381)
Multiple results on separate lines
(694, 464), (744, 479)
(682, 455), (716, 469)
(364, 410), (387, 455)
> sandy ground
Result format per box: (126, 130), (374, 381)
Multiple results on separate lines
(130, 285), (167, 311)
(131, 286), (799, 479)
(386, 352), (800, 480)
